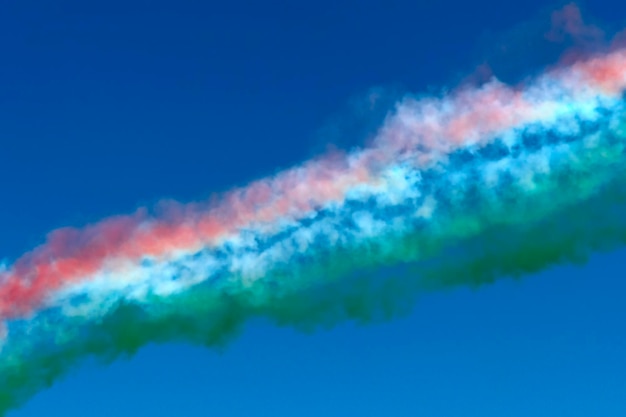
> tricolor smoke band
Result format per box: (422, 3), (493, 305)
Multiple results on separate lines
(1, 46), (626, 413)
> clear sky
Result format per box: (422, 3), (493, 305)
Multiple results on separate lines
(2, 0), (626, 416)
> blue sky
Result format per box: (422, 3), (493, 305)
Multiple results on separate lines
(2, 0), (626, 415)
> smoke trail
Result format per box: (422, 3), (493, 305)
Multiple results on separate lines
(2, 25), (626, 415)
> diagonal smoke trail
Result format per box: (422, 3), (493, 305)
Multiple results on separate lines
(1, 34), (626, 415)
